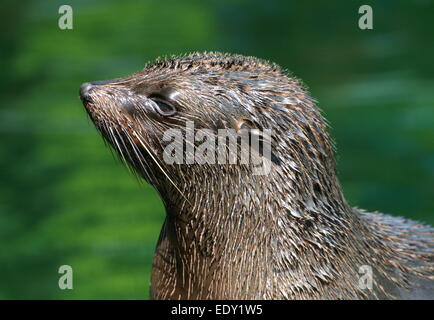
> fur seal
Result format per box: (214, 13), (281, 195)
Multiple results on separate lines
(80, 52), (434, 299)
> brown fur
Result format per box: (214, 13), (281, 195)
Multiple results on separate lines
(80, 52), (434, 299)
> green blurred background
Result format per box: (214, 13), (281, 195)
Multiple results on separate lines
(0, 0), (433, 299)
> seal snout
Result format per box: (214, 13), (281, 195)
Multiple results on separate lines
(80, 82), (94, 103)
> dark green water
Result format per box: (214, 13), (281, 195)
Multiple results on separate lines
(0, 0), (433, 299)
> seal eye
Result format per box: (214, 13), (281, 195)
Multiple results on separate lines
(152, 99), (177, 116)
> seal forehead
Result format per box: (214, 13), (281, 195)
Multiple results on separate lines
(143, 52), (283, 75)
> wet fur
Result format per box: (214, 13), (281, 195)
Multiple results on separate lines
(81, 52), (434, 299)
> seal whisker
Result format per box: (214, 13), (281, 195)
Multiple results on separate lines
(123, 128), (155, 184)
(133, 130), (190, 204)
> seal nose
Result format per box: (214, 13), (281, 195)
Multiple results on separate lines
(80, 82), (93, 102)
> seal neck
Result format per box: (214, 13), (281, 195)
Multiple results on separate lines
(155, 169), (375, 299)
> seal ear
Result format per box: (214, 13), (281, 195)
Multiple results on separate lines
(236, 119), (281, 166)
